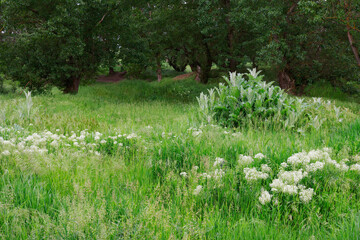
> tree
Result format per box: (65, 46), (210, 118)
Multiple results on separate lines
(1, 0), (127, 94)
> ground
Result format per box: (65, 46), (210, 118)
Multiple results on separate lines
(0, 77), (360, 239)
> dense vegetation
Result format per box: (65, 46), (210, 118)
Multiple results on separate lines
(0, 78), (360, 239)
(0, 0), (359, 93)
(1, 0), (360, 239)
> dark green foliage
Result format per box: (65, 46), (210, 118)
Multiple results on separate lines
(0, 0), (359, 93)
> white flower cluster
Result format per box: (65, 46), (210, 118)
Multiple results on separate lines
(270, 179), (298, 195)
(353, 155), (360, 163)
(277, 170), (306, 185)
(254, 153), (266, 160)
(261, 164), (272, 173)
(286, 148), (352, 172)
(258, 148), (360, 205)
(287, 152), (310, 166)
(213, 157), (226, 167)
(299, 186), (315, 204)
(306, 161), (325, 172)
(238, 154), (254, 166)
(1, 150), (10, 156)
(213, 169), (225, 180)
(193, 185), (203, 195)
(350, 164), (360, 172)
(188, 127), (202, 137)
(244, 167), (269, 182)
(201, 158), (227, 180)
(0, 128), (139, 157)
(259, 189), (272, 205)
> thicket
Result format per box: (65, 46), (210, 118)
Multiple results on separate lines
(0, 0), (359, 93)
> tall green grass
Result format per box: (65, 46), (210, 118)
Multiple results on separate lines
(0, 78), (359, 239)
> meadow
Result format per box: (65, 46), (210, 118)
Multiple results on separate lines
(0, 77), (360, 239)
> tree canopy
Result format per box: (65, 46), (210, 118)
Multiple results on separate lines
(0, 0), (359, 93)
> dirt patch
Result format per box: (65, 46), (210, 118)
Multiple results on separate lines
(173, 72), (195, 81)
(97, 71), (127, 83)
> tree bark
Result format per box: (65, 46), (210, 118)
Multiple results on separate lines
(168, 56), (187, 72)
(275, 1), (298, 93)
(156, 56), (162, 82)
(64, 77), (80, 94)
(278, 70), (295, 94)
(223, 0), (237, 72)
(347, 26), (360, 67)
(190, 64), (201, 82)
(199, 64), (211, 84)
(198, 41), (213, 84)
(109, 67), (115, 75)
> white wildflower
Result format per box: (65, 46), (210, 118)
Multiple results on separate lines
(308, 149), (331, 161)
(202, 173), (212, 179)
(261, 164), (272, 173)
(336, 162), (349, 172)
(280, 162), (288, 168)
(350, 164), (360, 173)
(278, 170), (305, 184)
(193, 185), (203, 195)
(282, 185), (298, 195)
(299, 188), (314, 203)
(214, 169), (225, 180)
(180, 172), (187, 177)
(50, 140), (58, 147)
(353, 155), (360, 163)
(100, 140), (106, 144)
(259, 189), (272, 205)
(214, 157), (226, 167)
(254, 153), (266, 159)
(231, 132), (242, 137)
(2, 150), (10, 156)
(306, 161), (325, 172)
(192, 130), (202, 137)
(243, 168), (269, 182)
(127, 133), (137, 139)
(287, 152), (310, 167)
(270, 179), (298, 195)
(269, 179), (285, 192)
(322, 147), (332, 154)
(238, 154), (254, 166)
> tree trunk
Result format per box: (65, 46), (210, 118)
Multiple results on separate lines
(109, 67), (115, 75)
(199, 43), (213, 84)
(190, 64), (201, 82)
(156, 56), (162, 82)
(223, 0), (237, 72)
(278, 70), (295, 93)
(347, 26), (360, 67)
(168, 56), (187, 72)
(64, 77), (80, 94)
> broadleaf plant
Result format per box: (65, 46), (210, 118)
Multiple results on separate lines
(198, 69), (322, 130)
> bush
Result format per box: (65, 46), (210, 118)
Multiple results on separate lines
(197, 69), (319, 129)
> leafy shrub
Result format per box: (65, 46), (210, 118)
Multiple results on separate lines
(197, 69), (318, 129)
